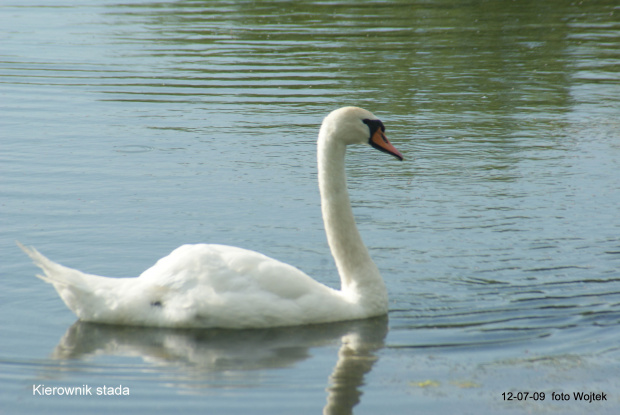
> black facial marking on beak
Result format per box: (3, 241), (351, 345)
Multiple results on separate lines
(363, 119), (385, 136)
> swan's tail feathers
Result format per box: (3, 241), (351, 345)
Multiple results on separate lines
(17, 242), (94, 291)
(17, 241), (126, 321)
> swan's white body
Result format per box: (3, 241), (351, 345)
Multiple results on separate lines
(20, 107), (403, 329)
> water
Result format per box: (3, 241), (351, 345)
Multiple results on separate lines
(2, 0), (620, 413)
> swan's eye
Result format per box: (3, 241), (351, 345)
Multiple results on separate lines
(362, 119), (385, 138)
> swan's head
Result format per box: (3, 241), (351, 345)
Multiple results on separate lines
(320, 106), (403, 161)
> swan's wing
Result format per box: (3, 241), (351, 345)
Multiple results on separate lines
(139, 244), (329, 297)
(135, 244), (345, 328)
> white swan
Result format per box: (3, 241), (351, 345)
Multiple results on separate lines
(20, 106), (403, 329)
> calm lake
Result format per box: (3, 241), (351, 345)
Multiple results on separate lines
(2, 0), (619, 413)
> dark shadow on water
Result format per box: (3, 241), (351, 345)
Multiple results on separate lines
(51, 316), (388, 415)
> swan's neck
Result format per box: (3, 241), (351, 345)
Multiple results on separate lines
(317, 134), (387, 304)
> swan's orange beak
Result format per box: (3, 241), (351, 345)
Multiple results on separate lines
(370, 129), (404, 161)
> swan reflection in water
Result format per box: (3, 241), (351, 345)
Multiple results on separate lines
(50, 316), (388, 414)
